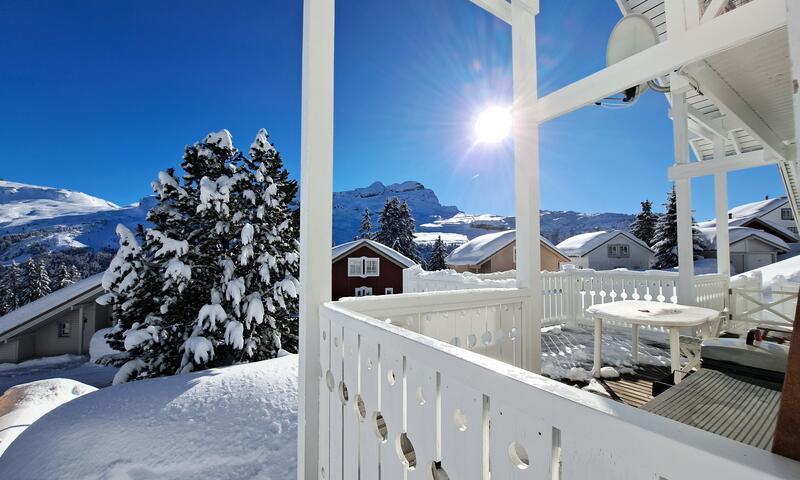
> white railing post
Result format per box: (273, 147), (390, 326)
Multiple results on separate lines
(298, 0), (335, 478)
(672, 90), (697, 305)
(512, 0), (541, 373)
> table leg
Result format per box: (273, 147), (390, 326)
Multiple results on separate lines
(669, 327), (682, 384)
(593, 317), (603, 378)
(631, 323), (640, 364)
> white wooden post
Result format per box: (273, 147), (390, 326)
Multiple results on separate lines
(789, 0), (800, 175)
(298, 0), (335, 478)
(672, 91), (696, 305)
(77, 304), (85, 354)
(713, 137), (731, 280)
(511, 0), (541, 373)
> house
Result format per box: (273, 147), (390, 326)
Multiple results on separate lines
(556, 230), (654, 270)
(698, 196), (799, 243)
(698, 226), (790, 274)
(0, 273), (111, 363)
(445, 229), (569, 273)
(331, 239), (416, 300)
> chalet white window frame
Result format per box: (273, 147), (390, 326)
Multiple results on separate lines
(781, 207), (793, 220)
(347, 256), (380, 278)
(354, 286), (372, 297)
(608, 244), (630, 258)
(58, 320), (71, 338)
(385, 287), (394, 294)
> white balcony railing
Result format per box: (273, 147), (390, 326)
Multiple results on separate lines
(318, 294), (800, 479)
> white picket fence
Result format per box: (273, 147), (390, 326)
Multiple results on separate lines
(318, 290), (800, 480)
(404, 266), (728, 331)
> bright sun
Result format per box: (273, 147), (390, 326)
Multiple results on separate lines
(475, 106), (512, 143)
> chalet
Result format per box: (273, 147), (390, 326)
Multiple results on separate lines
(0, 273), (112, 363)
(557, 230), (654, 270)
(331, 239), (416, 300)
(698, 226), (790, 274)
(445, 229), (569, 273)
(698, 196), (799, 243)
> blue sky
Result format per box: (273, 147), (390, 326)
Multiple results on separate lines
(0, 0), (784, 220)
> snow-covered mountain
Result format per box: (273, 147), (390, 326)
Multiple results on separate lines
(0, 179), (636, 261)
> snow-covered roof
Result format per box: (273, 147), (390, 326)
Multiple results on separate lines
(698, 226), (790, 252)
(445, 229), (567, 266)
(556, 230), (652, 257)
(729, 197), (788, 219)
(331, 239), (416, 268)
(0, 273), (104, 340)
(697, 216), (798, 242)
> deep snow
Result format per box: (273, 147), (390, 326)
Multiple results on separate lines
(0, 355), (117, 394)
(0, 355), (298, 480)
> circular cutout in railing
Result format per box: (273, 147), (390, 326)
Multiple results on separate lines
(430, 461), (450, 480)
(395, 433), (417, 470)
(339, 381), (349, 404)
(334, 336), (340, 348)
(482, 331), (493, 346)
(453, 408), (468, 432)
(325, 370), (335, 392)
(387, 369), (396, 386)
(374, 411), (388, 443)
(510, 327), (519, 341)
(354, 394), (366, 420)
(467, 334), (477, 348)
(508, 441), (530, 470)
(415, 386), (426, 406)
(366, 357), (373, 370)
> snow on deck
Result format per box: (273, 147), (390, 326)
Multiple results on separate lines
(0, 355), (298, 479)
(0, 273), (103, 339)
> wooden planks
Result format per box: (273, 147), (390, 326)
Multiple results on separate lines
(642, 368), (782, 450)
(602, 365), (670, 408)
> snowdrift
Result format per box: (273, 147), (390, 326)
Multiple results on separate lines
(0, 355), (298, 479)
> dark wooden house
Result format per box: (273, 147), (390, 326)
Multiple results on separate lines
(331, 239), (416, 301)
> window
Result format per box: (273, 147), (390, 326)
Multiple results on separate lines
(355, 287), (373, 297)
(385, 287), (394, 295)
(789, 226), (798, 234)
(781, 208), (794, 220)
(348, 257), (380, 278)
(58, 320), (71, 338)
(607, 244), (630, 258)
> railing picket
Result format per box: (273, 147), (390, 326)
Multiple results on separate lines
(359, 335), (380, 479)
(440, 375), (485, 480)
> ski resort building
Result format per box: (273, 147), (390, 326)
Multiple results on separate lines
(330, 239), (416, 300)
(298, 0), (800, 478)
(445, 229), (569, 273)
(0, 273), (111, 363)
(557, 230), (654, 270)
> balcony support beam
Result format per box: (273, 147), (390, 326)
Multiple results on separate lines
(668, 149), (779, 180)
(713, 137), (731, 281)
(673, 91), (696, 309)
(298, 0), (335, 478)
(511, 0), (542, 373)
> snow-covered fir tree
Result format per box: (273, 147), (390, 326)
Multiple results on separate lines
(22, 257), (51, 304)
(375, 197), (422, 264)
(629, 199), (659, 246)
(358, 208), (372, 239)
(652, 187), (707, 269)
(0, 262), (22, 314)
(69, 264), (82, 283)
(428, 236), (448, 271)
(54, 262), (74, 289)
(104, 129), (299, 383)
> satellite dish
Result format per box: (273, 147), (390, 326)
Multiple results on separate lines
(604, 14), (660, 103)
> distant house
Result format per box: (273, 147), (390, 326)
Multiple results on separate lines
(557, 230), (653, 270)
(698, 226), (790, 274)
(331, 239), (416, 300)
(698, 196), (799, 243)
(0, 273), (112, 363)
(445, 230), (570, 273)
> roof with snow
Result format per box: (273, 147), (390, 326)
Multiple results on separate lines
(728, 197), (788, 219)
(445, 229), (568, 266)
(331, 239), (416, 268)
(0, 273), (104, 341)
(697, 216), (798, 243)
(556, 230), (652, 257)
(698, 226), (791, 252)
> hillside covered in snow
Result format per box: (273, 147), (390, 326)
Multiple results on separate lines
(0, 179), (637, 260)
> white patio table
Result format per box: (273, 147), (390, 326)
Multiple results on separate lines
(586, 300), (720, 384)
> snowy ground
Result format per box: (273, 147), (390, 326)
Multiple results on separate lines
(0, 355), (117, 395)
(540, 323), (671, 382)
(0, 355), (298, 480)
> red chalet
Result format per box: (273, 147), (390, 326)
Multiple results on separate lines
(331, 239), (416, 301)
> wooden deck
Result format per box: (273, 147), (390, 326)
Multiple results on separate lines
(599, 364), (671, 408)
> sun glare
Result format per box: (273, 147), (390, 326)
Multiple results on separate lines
(474, 106), (512, 143)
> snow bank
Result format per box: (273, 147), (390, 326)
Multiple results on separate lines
(0, 355), (298, 480)
(89, 328), (122, 363)
(0, 354), (85, 374)
(732, 254), (800, 287)
(0, 379), (96, 456)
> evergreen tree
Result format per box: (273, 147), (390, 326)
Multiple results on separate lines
(104, 129), (299, 383)
(54, 262), (74, 289)
(375, 198), (422, 264)
(69, 265), (82, 282)
(358, 208), (373, 239)
(428, 236), (448, 271)
(0, 262), (22, 314)
(630, 199), (659, 246)
(652, 187), (707, 269)
(22, 257), (51, 304)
